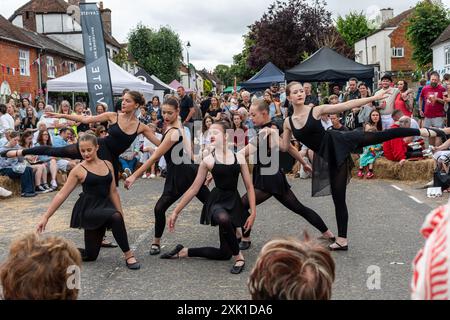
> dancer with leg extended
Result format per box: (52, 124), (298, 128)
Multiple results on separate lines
(2, 91), (160, 185)
(165, 121), (256, 274)
(36, 134), (140, 270)
(238, 99), (335, 250)
(280, 82), (448, 251)
(124, 98), (211, 256)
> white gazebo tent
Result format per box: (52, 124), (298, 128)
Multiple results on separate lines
(46, 59), (154, 109)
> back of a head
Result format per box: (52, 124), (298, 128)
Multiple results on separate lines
(248, 236), (335, 300)
(0, 233), (81, 300)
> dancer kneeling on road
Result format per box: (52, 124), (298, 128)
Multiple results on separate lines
(36, 133), (140, 270)
(165, 121), (256, 274)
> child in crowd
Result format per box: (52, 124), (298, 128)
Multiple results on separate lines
(358, 126), (383, 179)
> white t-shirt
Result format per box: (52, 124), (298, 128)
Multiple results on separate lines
(0, 114), (15, 135)
(376, 87), (400, 116)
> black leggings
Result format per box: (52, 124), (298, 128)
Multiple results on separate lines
(154, 186), (211, 238)
(22, 144), (82, 159)
(81, 213), (130, 262)
(331, 127), (420, 238)
(188, 210), (240, 260)
(241, 189), (329, 238)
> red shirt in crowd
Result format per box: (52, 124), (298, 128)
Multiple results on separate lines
(383, 124), (407, 161)
(420, 84), (446, 118)
(394, 93), (412, 117)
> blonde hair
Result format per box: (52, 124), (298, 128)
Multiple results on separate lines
(0, 233), (81, 300)
(248, 235), (335, 300)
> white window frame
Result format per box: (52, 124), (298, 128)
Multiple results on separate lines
(19, 49), (30, 76)
(46, 56), (55, 78)
(392, 47), (404, 58)
(68, 62), (77, 73)
(445, 47), (450, 66)
(371, 46), (377, 64)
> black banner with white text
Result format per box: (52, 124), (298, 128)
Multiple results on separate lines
(80, 2), (114, 114)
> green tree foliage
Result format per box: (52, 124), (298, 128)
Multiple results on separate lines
(203, 79), (213, 94)
(112, 47), (130, 67)
(247, 0), (333, 71)
(128, 24), (183, 83)
(214, 65), (233, 87)
(407, 1), (450, 70)
(336, 11), (375, 49)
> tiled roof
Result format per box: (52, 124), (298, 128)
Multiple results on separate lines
(21, 28), (84, 61)
(431, 24), (450, 48)
(0, 14), (83, 61)
(10, 0), (69, 20)
(0, 14), (38, 47)
(381, 8), (414, 28)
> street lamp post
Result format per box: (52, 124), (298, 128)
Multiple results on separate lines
(186, 41), (191, 90)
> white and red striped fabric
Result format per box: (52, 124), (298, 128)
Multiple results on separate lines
(412, 204), (450, 300)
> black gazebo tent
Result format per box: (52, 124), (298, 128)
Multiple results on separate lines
(241, 62), (285, 92)
(134, 69), (168, 91)
(285, 47), (374, 83)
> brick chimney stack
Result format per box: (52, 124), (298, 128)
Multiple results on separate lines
(100, 2), (112, 36)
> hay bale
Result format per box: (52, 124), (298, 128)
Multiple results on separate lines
(352, 156), (435, 181)
(397, 158), (435, 181)
(0, 175), (21, 197)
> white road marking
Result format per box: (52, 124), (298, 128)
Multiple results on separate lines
(391, 185), (403, 191)
(409, 196), (423, 204)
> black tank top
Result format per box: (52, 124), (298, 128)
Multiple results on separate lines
(162, 127), (184, 168)
(211, 151), (240, 191)
(104, 114), (140, 156)
(80, 161), (112, 198)
(289, 109), (325, 153)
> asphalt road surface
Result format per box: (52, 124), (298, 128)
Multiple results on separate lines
(0, 176), (446, 300)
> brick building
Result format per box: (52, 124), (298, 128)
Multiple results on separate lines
(0, 14), (84, 103)
(354, 8), (418, 83)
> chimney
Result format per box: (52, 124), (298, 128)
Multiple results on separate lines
(100, 4), (112, 36)
(380, 8), (394, 24)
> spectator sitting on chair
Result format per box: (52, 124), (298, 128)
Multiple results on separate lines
(383, 116), (416, 165)
(0, 131), (36, 197)
(0, 233), (81, 300)
(248, 235), (335, 300)
(119, 137), (140, 179)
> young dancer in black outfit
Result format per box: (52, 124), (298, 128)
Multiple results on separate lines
(281, 82), (448, 251)
(238, 99), (335, 250)
(125, 98), (211, 256)
(2, 91), (160, 185)
(164, 121), (256, 274)
(36, 134), (140, 270)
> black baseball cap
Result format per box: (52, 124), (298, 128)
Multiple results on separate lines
(381, 74), (393, 82)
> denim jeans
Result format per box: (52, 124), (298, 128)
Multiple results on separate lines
(0, 167), (35, 194)
(119, 158), (138, 172)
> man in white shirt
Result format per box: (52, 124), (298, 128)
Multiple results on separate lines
(0, 104), (15, 138)
(375, 74), (400, 130)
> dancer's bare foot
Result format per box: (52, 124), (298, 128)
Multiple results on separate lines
(1, 149), (22, 158)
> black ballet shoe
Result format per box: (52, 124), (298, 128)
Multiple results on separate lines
(230, 260), (245, 274)
(328, 242), (348, 251)
(125, 255), (141, 270)
(239, 241), (251, 251)
(425, 128), (448, 142)
(160, 244), (184, 259)
(149, 243), (161, 255)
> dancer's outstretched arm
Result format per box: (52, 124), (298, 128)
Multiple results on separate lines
(168, 159), (210, 232)
(125, 128), (181, 189)
(36, 165), (82, 233)
(314, 90), (389, 116)
(45, 111), (115, 125)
